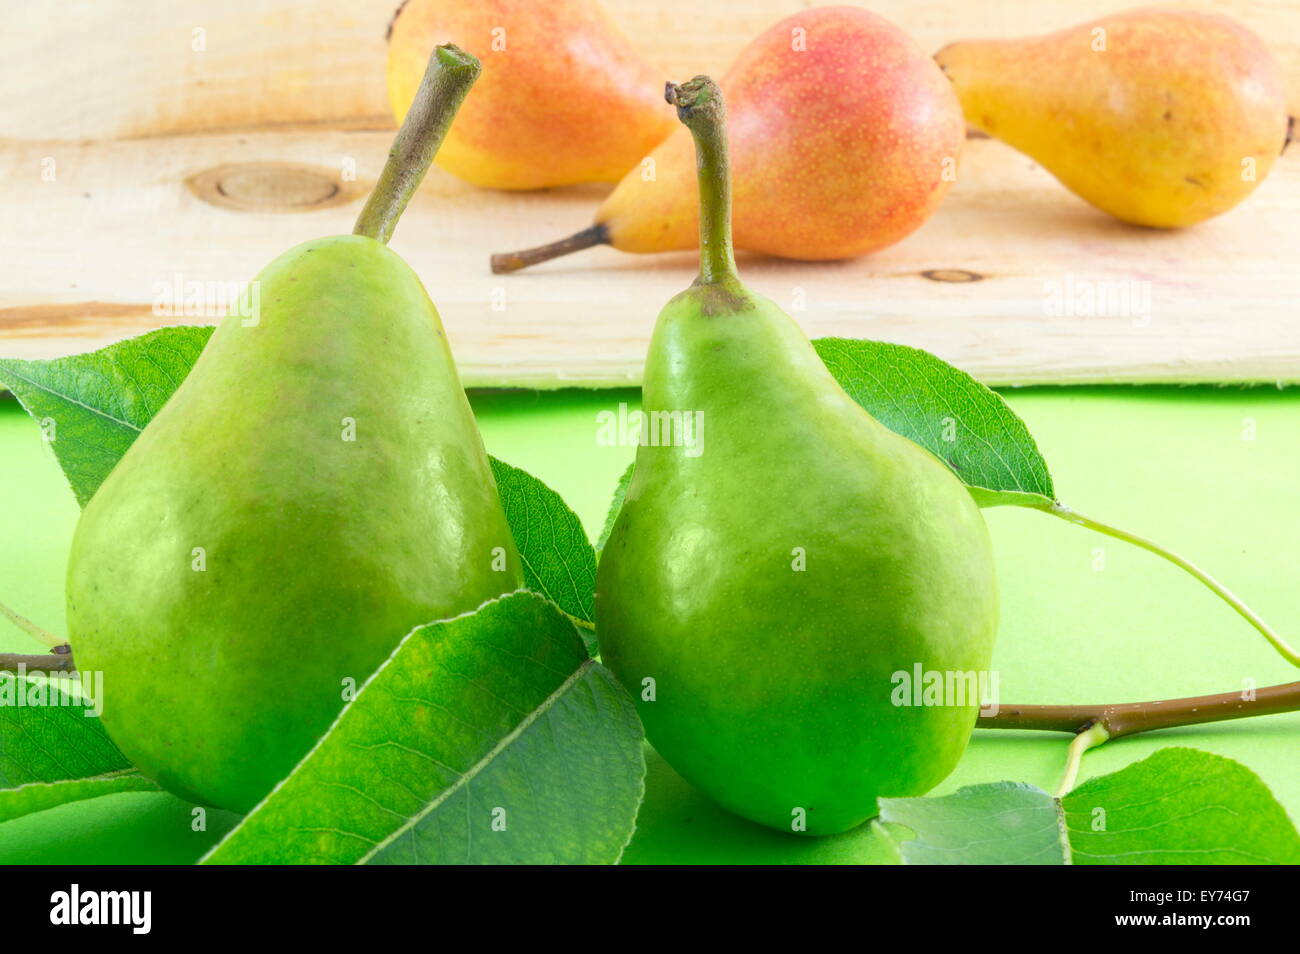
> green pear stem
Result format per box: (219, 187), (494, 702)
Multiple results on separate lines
(1040, 502), (1299, 668)
(354, 43), (481, 245)
(1053, 722), (1109, 797)
(0, 598), (66, 650)
(667, 76), (739, 286)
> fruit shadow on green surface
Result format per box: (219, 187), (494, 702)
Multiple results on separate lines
(622, 746), (897, 865)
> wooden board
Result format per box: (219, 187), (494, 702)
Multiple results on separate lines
(2, 0), (1298, 387)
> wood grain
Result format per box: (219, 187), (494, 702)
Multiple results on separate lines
(2, 128), (1296, 387)
(1, 0), (1297, 386)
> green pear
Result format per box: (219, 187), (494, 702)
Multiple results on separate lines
(66, 46), (522, 813)
(595, 77), (999, 836)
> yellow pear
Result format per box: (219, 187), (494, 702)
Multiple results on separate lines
(936, 8), (1289, 227)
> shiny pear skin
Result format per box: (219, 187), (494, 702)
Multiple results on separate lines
(599, 7), (964, 259)
(491, 6), (964, 272)
(596, 281), (999, 835)
(936, 9), (1289, 227)
(67, 236), (522, 812)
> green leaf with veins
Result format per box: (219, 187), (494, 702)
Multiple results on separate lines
(877, 781), (1064, 865)
(0, 674), (128, 786)
(0, 770), (161, 824)
(877, 748), (1300, 865)
(490, 457), (596, 631)
(0, 327), (213, 507)
(597, 462), (635, 555)
(813, 338), (1055, 507)
(0, 673), (155, 822)
(1062, 747), (1300, 865)
(202, 591), (643, 865)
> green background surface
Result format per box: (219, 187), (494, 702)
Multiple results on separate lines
(1, 384), (1297, 865)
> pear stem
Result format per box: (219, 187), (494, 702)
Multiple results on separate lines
(353, 44), (481, 245)
(667, 76), (738, 286)
(1040, 502), (1299, 668)
(1053, 722), (1109, 797)
(0, 599), (66, 650)
(490, 224), (610, 274)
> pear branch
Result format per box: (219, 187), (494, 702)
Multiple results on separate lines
(983, 681), (1300, 797)
(667, 76), (738, 286)
(354, 43), (481, 245)
(1, 649), (75, 674)
(1037, 501), (1299, 667)
(979, 680), (1300, 738)
(0, 600), (73, 671)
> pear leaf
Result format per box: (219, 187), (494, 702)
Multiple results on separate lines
(0, 330), (597, 625)
(0, 673), (128, 784)
(1062, 747), (1300, 865)
(878, 781), (1065, 865)
(813, 338), (1055, 507)
(0, 770), (160, 825)
(0, 327), (214, 507)
(597, 462), (635, 554)
(490, 457), (596, 628)
(201, 591), (644, 865)
(0, 672), (151, 822)
(878, 748), (1300, 865)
